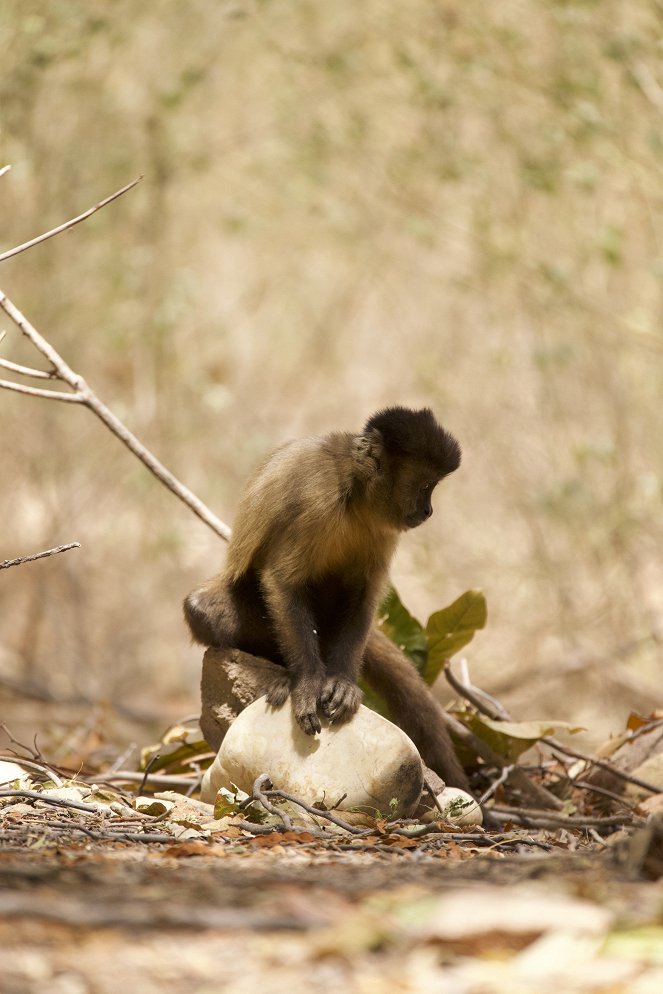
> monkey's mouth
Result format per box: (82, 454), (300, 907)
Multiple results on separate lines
(404, 513), (426, 529)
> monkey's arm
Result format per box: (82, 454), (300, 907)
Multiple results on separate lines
(259, 569), (327, 735)
(320, 583), (380, 722)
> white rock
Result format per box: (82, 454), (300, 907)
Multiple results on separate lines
(0, 761), (29, 786)
(201, 696), (424, 817)
(431, 786), (483, 826)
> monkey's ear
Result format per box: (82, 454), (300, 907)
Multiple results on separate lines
(352, 428), (384, 483)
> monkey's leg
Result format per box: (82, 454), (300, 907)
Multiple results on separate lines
(185, 577), (292, 707)
(184, 576), (278, 655)
(362, 628), (470, 791)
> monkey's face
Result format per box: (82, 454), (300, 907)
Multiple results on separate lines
(391, 461), (441, 530)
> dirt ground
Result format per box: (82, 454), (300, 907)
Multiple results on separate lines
(2, 832), (663, 994)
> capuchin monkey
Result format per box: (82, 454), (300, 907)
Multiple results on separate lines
(184, 406), (469, 789)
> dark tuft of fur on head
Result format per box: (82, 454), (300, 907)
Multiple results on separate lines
(364, 406), (461, 477)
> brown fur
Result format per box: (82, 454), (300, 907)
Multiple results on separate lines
(184, 407), (469, 789)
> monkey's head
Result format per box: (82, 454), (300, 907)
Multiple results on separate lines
(363, 406), (461, 530)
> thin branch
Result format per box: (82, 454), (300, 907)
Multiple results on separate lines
(1, 542), (80, 571)
(0, 377), (84, 403)
(0, 289), (232, 540)
(0, 356), (57, 379)
(441, 710), (565, 810)
(488, 805), (640, 831)
(0, 176), (143, 263)
(544, 739), (662, 795)
(478, 764), (514, 805)
(444, 660), (508, 720)
(253, 774), (294, 831)
(445, 660), (662, 796)
(0, 165), (10, 179)
(0, 788), (103, 815)
(0, 755), (64, 787)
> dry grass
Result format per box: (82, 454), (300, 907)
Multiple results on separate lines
(1, 0), (662, 744)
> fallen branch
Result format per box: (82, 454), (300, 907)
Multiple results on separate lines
(252, 774), (295, 831)
(488, 804), (640, 831)
(441, 710), (565, 811)
(0, 754), (64, 787)
(0, 788), (106, 815)
(0, 542), (80, 571)
(444, 660), (662, 796)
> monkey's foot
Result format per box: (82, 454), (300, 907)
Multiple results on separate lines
(265, 671), (290, 708)
(320, 676), (362, 723)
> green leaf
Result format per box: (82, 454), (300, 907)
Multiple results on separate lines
(377, 586), (428, 674)
(424, 589), (487, 684)
(467, 714), (585, 762)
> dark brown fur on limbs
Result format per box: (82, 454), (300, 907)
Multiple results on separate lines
(184, 406), (469, 789)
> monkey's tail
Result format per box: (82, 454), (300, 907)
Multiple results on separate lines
(362, 628), (470, 791)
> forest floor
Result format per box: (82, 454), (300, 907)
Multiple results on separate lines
(2, 800), (663, 994)
(2, 701), (663, 993)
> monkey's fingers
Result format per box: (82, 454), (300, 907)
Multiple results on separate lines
(320, 677), (362, 722)
(295, 708), (322, 736)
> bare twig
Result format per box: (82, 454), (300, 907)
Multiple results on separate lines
(445, 660), (662, 796)
(0, 723), (41, 758)
(423, 778), (449, 819)
(0, 377), (84, 403)
(1, 542), (80, 570)
(546, 741), (662, 795)
(138, 752), (161, 794)
(252, 774), (294, 831)
(0, 754), (64, 787)
(0, 177), (143, 263)
(488, 805), (640, 831)
(100, 771), (202, 789)
(0, 356), (56, 379)
(573, 780), (641, 809)
(441, 710), (565, 811)
(478, 764), (514, 805)
(0, 289), (231, 540)
(0, 788), (104, 815)
(444, 660), (507, 720)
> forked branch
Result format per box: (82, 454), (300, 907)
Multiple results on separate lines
(0, 175), (231, 540)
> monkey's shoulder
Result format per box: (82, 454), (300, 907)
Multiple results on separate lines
(249, 432), (357, 502)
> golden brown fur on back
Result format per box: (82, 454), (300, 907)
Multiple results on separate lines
(226, 432), (398, 585)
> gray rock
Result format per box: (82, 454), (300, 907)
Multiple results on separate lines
(200, 695), (424, 817)
(200, 647), (286, 752)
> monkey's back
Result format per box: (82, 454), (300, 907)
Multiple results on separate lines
(225, 432), (362, 584)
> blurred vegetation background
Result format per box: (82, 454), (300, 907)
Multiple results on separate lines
(1, 0), (662, 750)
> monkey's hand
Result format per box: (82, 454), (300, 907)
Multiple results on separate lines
(320, 676), (362, 724)
(265, 671), (291, 709)
(291, 678), (323, 736)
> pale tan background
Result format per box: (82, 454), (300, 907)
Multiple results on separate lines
(1, 0), (662, 748)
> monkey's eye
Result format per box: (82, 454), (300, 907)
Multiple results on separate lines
(419, 482), (432, 495)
